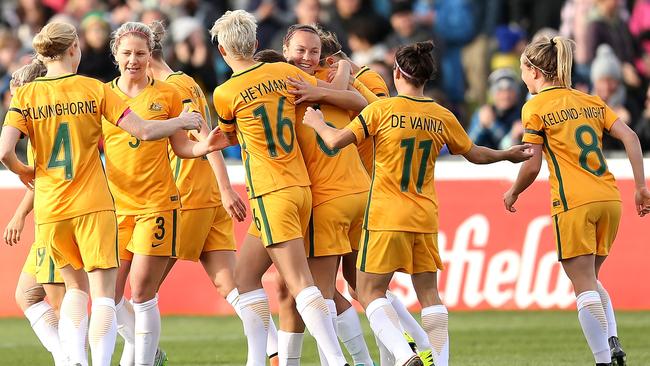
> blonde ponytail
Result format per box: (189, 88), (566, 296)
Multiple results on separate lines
(522, 36), (575, 87)
(553, 36), (574, 88)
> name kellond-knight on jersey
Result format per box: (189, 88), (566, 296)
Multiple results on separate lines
(391, 114), (444, 133)
(20, 100), (98, 120)
(239, 79), (288, 104)
(541, 106), (605, 127)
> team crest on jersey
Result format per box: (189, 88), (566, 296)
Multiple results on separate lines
(149, 102), (163, 112)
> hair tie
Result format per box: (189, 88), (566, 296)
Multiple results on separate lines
(550, 38), (556, 46)
(395, 59), (415, 80)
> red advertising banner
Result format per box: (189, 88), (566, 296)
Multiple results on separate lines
(0, 166), (648, 316)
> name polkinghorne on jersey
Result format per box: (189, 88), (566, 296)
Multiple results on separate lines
(390, 114), (444, 133)
(541, 106), (606, 127)
(239, 79), (288, 104)
(14, 100), (98, 120)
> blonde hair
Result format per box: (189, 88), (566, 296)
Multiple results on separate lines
(522, 36), (575, 88)
(10, 59), (47, 89)
(110, 22), (155, 56)
(210, 10), (257, 59)
(32, 22), (77, 60)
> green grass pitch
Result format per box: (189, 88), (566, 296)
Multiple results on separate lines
(1, 311), (649, 365)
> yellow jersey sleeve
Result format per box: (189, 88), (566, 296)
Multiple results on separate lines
(214, 88), (236, 133)
(355, 66), (389, 97)
(352, 78), (380, 104)
(4, 92), (28, 135)
(443, 113), (473, 155)
(346, 106), (377, 145)
(522, 102), (545, 145)
(603, 102), (618, 131)
(100, 83), (130, 126)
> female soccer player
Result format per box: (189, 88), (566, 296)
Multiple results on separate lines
(318, 30), (437, 366)
(4, 60), (66, 366)
(0, 22), (205, 366)
(280, 24), (373, 366)
(104, 21), (228, 366)
(211, 10), (349, 366)
(503, 36), (650, 366)
(302, 41), (532, 366)
(146, 21), (281, 366)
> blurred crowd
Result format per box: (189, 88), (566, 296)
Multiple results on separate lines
(1, 0), (650, 164)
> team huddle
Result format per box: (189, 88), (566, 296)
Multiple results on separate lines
(1, 8), (650, 366)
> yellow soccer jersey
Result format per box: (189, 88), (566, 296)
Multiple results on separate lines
(354, 66), (390, 174)
(355, 66), (390, 98)
(346, 95), (472, 233)
(522, 87), (621, 215)
(295, 68), (369, 207)
(4, 73), (127, 224)
(102, 77), (182, 215)
(213, 62), (315, 198)
(165, 72), (221, 210)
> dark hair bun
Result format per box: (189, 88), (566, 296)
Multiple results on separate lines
(414, 41), (434, 55)
(149, 21), (166, 46)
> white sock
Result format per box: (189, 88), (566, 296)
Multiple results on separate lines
(133, 297), (161, 366)
(421, 305), (449, 366)
(337, 307), (374, 366)
(295, 286), (346, 366)
(596, 281), (618, 338)
(576, 291), (610, 364)
(116, 297), (136, 366)
(58, 289), (90, 366)
(315, 299), (339, 366)
(89, 297), (117, 366)
(228, 288), (279, 359)
(386, 291), (432, 352)
(239, 289), (270, 366)
(366, 297), (413, 363)
(278, 331), (303, 366)
(374, 334), (394, 366)
(24, 301), (66, 365)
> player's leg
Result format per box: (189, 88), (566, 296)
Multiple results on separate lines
(411, 272), (446, 366)
(594, 201), (625, 366)
(307, 255), (341, 366)
(234, 233), (274, 366)
(276, 274), (306, 366)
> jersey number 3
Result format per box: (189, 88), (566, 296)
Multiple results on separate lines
(47, 122), (73, 180)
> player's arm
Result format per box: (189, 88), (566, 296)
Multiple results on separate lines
(502, 144), (544, 212)
(324, 60), (352, 90)
(462, 143), (533, 164)
(4, 189), (34, 245)
(207, 151), (247, 221)
(117, 106), (204, 141)
(0, 127), (34, 189)
(608, 119), (650, 216)
(302, 107), (356, 149)
(351, 79), (380, 104)
(287, 77), (368, 112)
(168, 124), (232, 158)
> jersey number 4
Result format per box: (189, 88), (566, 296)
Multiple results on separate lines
(253, 96), (294, 157)
(47, 122), (73, 180)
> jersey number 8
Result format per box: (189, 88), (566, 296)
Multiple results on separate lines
(575, 125), (607, 176)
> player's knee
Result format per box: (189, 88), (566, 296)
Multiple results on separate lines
(16, 284), (47, 310)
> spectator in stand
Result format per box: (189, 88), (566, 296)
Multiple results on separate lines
(560, 0), (596, 83)
(324, 0), (389, 54)
(384, 1), (432, 66)
(586, 0), (642, 89)
(591, 44), (642, 149)
(347, 17), (388, 66)
(491, 25), (527, 74)
(77, 13), (118, 82)
(629, 0), (650, 79)
(468, 68), (523, 149)
(13, 0), (55, 48)
(0, 29), (21, 79)
(636, 84), (650, 150)
(169, 16), (217, 92)
(269, 0), (322, 51)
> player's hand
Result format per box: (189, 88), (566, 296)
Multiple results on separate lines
(506, 143), (533, 163)
(180, 105), (203, 132)
(634, 187), (650, 217)
(205, 127), (233, 153)
(503, 189), (518, 213)
(4, 215), (25, 246)
(287, 75), (322, 104)
(18, 166), (35, 190)
(302, 107), (325, 130)
(220, 186), (247, 222)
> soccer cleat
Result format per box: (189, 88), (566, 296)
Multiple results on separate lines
(397, 355), (423, 366)
(154, 348), (168, 366)
(404, 332), (417, 353)
(269, 352), (279, 366)
(418, 349), (435, 366)
(609, 336), (626, 366)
